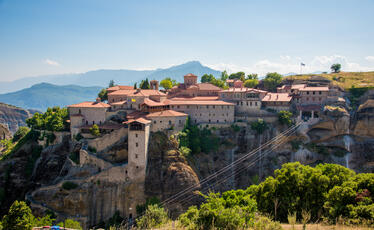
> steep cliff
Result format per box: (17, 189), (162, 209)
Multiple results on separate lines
(0, 102), (36, 134)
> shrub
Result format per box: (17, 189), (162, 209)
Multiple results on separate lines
(251, 119), (268, 134)
(90, 124), (100, 136)
(69, 152), (80, 164)
(88, 146), (97, 153)
(75, 133), (84, 141)
(231, 124), (240, 132)
(57, 219), (82, 229)
(26, 107), (69, 131)
(1, 201), (34, 230)
(12, 126), (30, 142)
(136, 204), (169, 229)
(136, 197), (161, 216)
(253, 215), (282, 230)
(278, 110), (293, 126)
(62, 181), (78, 190)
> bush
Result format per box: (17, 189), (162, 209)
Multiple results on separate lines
(136, 204), (169, 229)
(12, 126), (30, 142)
(251, 119), (268, 134)
(62, 181), (79, 190)
(278, 110), (293, 126)
(88, 146), (97, 153)
(179, 191), (257, 230)
(136, 197), (161, 216)
(253, 216), (282, 230)
(1, 201), (34, 230)
(69, 152), (80, 164)
(57, 219), (82, 229)
(75, 133), (84, 141)
(231, 124), (240, 132)
(26, 107), (69, 131)
(90, 124), (100, 136)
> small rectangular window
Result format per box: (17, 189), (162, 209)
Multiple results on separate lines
(136, 142), (138, 147)
(135, 154), (138, 159)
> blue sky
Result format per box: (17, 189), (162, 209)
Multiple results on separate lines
(0, 0), (374, 80)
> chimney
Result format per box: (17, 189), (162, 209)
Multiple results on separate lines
(136, 88), (141, 93)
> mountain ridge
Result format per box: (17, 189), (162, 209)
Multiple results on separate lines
(0, 61), (221, 94)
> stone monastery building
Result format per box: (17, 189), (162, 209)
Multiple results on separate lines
(67, 73), (340, 218)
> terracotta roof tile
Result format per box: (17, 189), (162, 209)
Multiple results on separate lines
(142, 98), (166, 107)
(299, 86), (329, 91)
(184, 73), (197, 77)
(124, 117), (151, 125)
(164, 99), (234, 106)
(128, 89), (166, 97)
(111, 101), (127, 105)
(108, 89), (136, 96)
(170, 96), (219, 101)
(146, 110), (187, 118)
(196, 83), (221, 91)
(68, 101), (111, 108)
(107, 85), (134, 91)
(262, 93), (292, 102)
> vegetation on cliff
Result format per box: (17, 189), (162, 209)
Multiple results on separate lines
(0, 201), (82, 230)
(26, 106), (69, 132)
(177, 162), (374, 229)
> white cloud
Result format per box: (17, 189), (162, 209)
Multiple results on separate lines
(365, 56), (374, 62)
(44, 59), (60, 66)
(205, 54), (374, 76)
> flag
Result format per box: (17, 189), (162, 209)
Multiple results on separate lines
(301, 62), (306, 66)
(131, 98), (136, 102)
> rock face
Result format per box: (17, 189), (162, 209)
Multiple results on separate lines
(353, 99), (374, 137)
(145, 132), (200, 217)
(0, 123), (11, 141)
(0, 102), (36, 134)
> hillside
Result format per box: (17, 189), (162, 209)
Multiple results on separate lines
(0, 103), (35, 134)
(285, 71), (374, 89)
(0, 83), (102, 111)
(0, 61), (221, 93)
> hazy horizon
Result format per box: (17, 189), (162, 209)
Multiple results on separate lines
(1, 0), (374, 81)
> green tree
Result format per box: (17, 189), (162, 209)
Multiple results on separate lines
(140, 78), (150, 89)
(251, 119), (268, 134)
(244, 79), (259, 88)
(201, 74), (215, 83)
(263, 72), (283, 92)
(247, 73), (258, 80)
(13, 126), (30, 142)
(1, 201), (34, 230)
(134, 82), (137, 89)
(57, 219), (82, 229)
(331, 63), (341, 73)
(229, 72), (246, 81)
(109, 80), (115, 87)
(221, 70), (229, 81)
(136, 204), (169, 229)
(278, 111), (293, 126)
(98, 88), (108, 101)
(90, 124), (100, 136)
(32, 215), (54, 228)
(160, 78), (173, 89)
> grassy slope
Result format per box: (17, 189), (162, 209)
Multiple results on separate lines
(285, 71), (374, 90)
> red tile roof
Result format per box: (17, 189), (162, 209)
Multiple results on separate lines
(146, 110), (187, 118)
(164, 99), (234, 106)
(184, 73), (197, 77)
(128, 89), (166, 97)
(170, 96), (219, 101)
(142, 98), (166, 107)
(196, 83), (221, 91)
(107, 85), (134, 91)
(108, 89), (136, 96)
(220, 88), (267, 93)
(68, 101), (111, 108)
(127, 111), (148, 119)
(262, 93), (292, 102)
(124, 117), (151, 125)
(111, 101), (127, 105)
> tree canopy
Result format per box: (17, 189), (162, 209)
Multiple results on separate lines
(26, 107), (69, 132)
(331, 63), (342, 73)
(12, 126), (30, 142)
(1, 201), (34, 230)
(139, 78), (150, 89)
(229, 72), (246, 81)
(263, 72), (283, 92)
(247, 73), (259, 80)
(160, 78), (173, 89)
(220, 70), (229, 81)
(244, 79), (259, 88)
(98, 88), (108, 101)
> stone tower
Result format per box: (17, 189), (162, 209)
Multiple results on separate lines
(184, 73), (197, 86)
(150, 80), (159, 90)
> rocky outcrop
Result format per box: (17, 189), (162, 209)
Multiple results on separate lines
(352, 99), (374, 137)
(145, 132), (200, 217)
(0, 123), (11, 141)
(0, 102), (36, 134)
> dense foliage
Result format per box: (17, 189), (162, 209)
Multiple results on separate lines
(244, 79), (259, 88)
(26, 106), (69, 131)
(12, 126), (30, 142)
(278, 110), (293, 126)
(263, 72), (283, 92)
(229, 72), (246, 81)
(0, 201), (79, 230)
(251, 119), (268, 134)
(90, 124), (100, 136)
(178, 118), (220, 154)
(98, 88), (108, 101)
(200, 74), (228, 89)
(331, 63), (342, 73)
(136, 204), (170, 229)
(139, 78), (150, 89)
(179, 190), (257, 230)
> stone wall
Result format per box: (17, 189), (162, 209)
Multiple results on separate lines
(149, 116), (186, 133)
(87, 127), (128, 153)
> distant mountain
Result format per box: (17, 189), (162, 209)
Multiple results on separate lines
(0, 83), (102, 111)
(0, 61), (221, 94)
